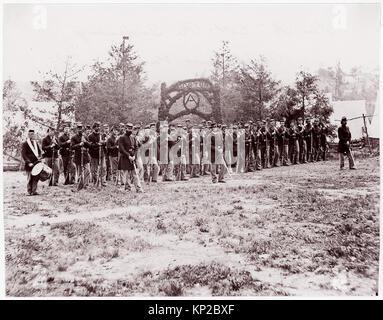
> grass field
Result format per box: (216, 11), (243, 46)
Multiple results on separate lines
(3, 157), (380, 296)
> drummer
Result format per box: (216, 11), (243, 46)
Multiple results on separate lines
(21, 128), (42, 196)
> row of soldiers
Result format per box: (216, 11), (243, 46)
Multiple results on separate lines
(37, 117), (329, 191)
(241, 117), (328, 172)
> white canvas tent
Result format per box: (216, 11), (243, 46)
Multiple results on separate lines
(329, 92), (379, 141)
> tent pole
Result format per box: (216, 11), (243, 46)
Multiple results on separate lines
(362, 113), (372, 154)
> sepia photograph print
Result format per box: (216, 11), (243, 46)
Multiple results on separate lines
(1, 1), (381, 298)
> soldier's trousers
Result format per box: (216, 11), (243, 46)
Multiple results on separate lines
(201, 164), (210, 175)
(163, 162), (174, 181)
(109, 156), (118, 182)
(289, 140), (299, 164)
(299, 140), (307, 163)
(279, 143), (289, 166)
(76, 163), (90, 190)
(123, 169), (142, 192)
(313, 145), (322, 161)
(26, 170), (39, 194)
(252, 144), (262, 170)
(105, 155), (111, 181)
(144, 163), (159, 182)
(90, 157), (106, 185)
(260, 145), (270, 168)
(321, 143), (327, 161)
(339, 151), (355, 169)
(190, 164), (200, 177)
(305, 139), (313, 162)
(44, 157), (60, 186)
(211, 164), (225, 182)
(135, 157), (144, 181)
(61, 155), (75, 184)
(174, 163), (187, 180)
(245, 145), (253, 172)
(159, 164), (166, 176)
(270, 144), (280, 167)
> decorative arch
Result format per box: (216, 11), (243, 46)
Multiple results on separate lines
(159, 78), (222, 122)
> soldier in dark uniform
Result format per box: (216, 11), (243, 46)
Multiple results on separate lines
(210, 122), (225, 183)
(312, 118), (322, 161)
(102, 124), (111, 181)
(88, 122), (107, 186)
(118, 123), (143, 192)
(146, 122), (160, 183)
(319, 119), (328, 161)
(21, 129), (42, 195)
(303, 118), (313, 162)
(296, 117), (306, 163)
(42, 127), (60, 186)
(288, 119), (299, 164)
(106, 125), (119, 183)
(338, 116), (356, 170)
(259, 120), (270, 169)
(244, 123), (253, 172)
(71, 123), (91, 190)
(174, 126), (189, 181)
(58, 123), (74, 184)
(163, 126), (177, 181)
(189, 125), (201, 178)
(277, 118), (290, 166)
(268, 119), (280, 167)
(252, 121), (262, 170)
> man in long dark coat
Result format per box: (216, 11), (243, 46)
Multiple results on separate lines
(338, 116), (356, 170)
(118, 123), (143, 192)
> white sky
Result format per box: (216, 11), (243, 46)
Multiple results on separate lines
(2, 3), (381, 86)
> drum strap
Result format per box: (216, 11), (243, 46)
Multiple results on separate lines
(27, 138), (39, 159)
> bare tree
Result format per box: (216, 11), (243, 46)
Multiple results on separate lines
(31, 57), (83, 130)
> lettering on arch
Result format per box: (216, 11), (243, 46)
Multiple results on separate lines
(159, 78), (222, 122)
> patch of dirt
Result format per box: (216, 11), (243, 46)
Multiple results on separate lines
(3, 157), (380, 296)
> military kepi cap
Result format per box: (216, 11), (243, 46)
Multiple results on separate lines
(341, 116), (347, 121)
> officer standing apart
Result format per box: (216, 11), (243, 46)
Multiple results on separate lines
(338, 116), (356, 170)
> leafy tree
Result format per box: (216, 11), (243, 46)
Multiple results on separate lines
(236, 56), (280, 121)
(269, 86), (301, 124)
(210, 41), (241, 123)
(295, 70), (318, 117)
(75, 39), (157, 125)
(309, 90), (333, 122)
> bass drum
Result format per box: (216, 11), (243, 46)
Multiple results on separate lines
(31, 162), (52, 182)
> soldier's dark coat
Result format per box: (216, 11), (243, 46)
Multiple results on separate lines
(118, 132), (137, 171)
(338, 125), (352, 153)
(87, 132), (106, 159)
(106, 134), (119, 157)
(42, 135), (59, 158)
(71, 133), (90, 165)
(58, 133), (71, 157)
